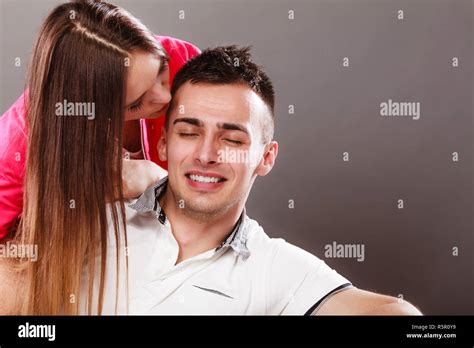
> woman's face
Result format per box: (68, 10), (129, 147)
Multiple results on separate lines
(124, 50), (171, 121)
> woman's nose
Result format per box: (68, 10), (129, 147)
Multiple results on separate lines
(150, 82), (171, 105)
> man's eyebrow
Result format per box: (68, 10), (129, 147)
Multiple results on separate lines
(173, 117), (203, 127)
(218, 122), (249, 136)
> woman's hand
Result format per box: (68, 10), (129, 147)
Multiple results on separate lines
(122, 159), (167, 199)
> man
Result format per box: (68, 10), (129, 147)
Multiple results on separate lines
(90, 46), (422, 315)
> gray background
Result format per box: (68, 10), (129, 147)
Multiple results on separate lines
(0, 0), (472, 315)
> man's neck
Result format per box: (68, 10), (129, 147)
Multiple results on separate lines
(160, 191), (244, 265)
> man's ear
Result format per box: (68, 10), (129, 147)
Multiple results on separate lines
(255, 141), (278, 177)
(158, 126), (167, 162)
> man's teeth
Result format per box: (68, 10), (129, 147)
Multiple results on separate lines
(189, 174), (223, 183)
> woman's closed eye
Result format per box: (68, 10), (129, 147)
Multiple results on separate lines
(128, 99), (143, 112)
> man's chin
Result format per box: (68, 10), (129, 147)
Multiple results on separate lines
(177, 194), (226, 213)
(181, 204), (228, 219)
(185, 197), (220, 210)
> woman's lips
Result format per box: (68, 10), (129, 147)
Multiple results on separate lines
(148, 104), (168, 118)
(158, 103), (169, 115)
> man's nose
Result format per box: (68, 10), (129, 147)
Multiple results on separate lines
(195, 137), (220, 166)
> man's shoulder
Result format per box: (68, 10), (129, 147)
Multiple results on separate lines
(244, 216), (322, 267)
(244, 215), (277, 251)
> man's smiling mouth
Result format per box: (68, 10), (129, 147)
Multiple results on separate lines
(184, 171), (228, 189)
(188, 174), (225, 183)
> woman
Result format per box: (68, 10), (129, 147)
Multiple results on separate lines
(0, 0), (199, 314)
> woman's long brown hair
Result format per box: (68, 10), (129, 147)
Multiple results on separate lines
(14, 0), (167, 315)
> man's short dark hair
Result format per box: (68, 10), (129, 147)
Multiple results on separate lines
(166, 45), (275, 142)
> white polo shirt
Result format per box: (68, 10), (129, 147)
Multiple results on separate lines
(81, 177), (352, 315)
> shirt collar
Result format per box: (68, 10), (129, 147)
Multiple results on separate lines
(129, 176), (250, 259)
